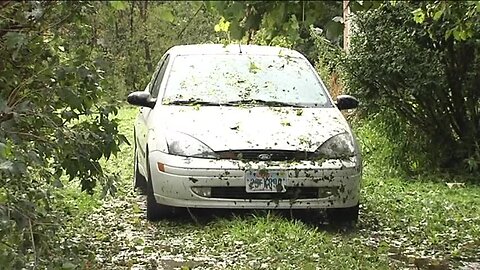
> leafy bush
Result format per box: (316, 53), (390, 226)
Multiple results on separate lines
(308, 26), (345, 98)
(342, 2), (480, 175)
(0, 2), (127, 267)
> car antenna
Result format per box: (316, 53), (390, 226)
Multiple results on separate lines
(238, 43), (242, 54)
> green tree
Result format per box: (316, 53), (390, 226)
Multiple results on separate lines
(0, 2), (126, 267)
(343, 1), (480, 173)
(0, 1), (222, 266)
(205, 1), (343, 62)
(94, 1), (221, 99)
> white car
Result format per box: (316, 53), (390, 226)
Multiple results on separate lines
(128, 44), (362, 223)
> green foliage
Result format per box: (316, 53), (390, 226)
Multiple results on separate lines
(309, 26), (344, 88)
(93, 1), (221, 100)
(353, 113), (432, 177)
(0, 2), (127, 267)
(411, 1), (479, 41)
(205, 1), (346, 42)
(0, 2), (221, 267)
(343, 2), (480, 175)
(205, 1), (343, 63)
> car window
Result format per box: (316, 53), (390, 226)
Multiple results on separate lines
(145, 71), (157, 93)
(150, 55), (170, 98)
(162, 54), (333, 108)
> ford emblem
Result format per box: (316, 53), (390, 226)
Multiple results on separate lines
(258, 154), (272, 161)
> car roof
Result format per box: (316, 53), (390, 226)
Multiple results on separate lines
(165, 44), (304, 58)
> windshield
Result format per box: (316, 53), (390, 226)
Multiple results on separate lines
(162, 54), (333, 108)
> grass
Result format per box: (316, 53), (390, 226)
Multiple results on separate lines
(48, 105), (480, 270)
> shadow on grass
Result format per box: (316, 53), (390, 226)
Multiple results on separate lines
(152, 206), (360, 234)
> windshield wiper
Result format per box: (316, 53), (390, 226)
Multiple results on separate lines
(163, 100), (229, 106)
(226, 99), (305, 107)
(164, 99), (305, 107)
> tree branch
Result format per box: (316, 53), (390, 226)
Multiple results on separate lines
(177, 2), (204, 39)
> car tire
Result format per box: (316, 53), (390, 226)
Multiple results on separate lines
(327, 204), (359, 225)
(145, 147), (173, 221)
(133, 140), (147, 195)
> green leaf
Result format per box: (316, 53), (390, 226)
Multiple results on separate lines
(110, 1), (128, 11)
(118, 134), (130, 146)
(451, 25), (467, 41)
(433, 9), (444, 21)
(4, 32), (27, 50)
(229, 20), (244, 40)
(0, 96), (6, 111)
(249, 61), (260, 73)
(271, 3), (286, 26)
(325, 21), (343, 40)
(364, 1), (382, 9)
(0, 143), (6, 158)
(227, 2), (246, 21)
(244, 12), (262, 30)
(205, 1), (227, 13)
(349, 1), (364, 12)
(445, 28), (453, 40)
(158, 7), (175, 23)
(0, 161), (14, 171)
(412, 8), (425, 24)
(214, 17), (230, 32)
(61, 261), (76, 270)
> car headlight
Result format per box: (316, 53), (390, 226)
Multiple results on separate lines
(315, 133), (355, 159)
(166, 131), (218, 159)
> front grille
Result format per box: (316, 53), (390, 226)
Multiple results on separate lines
(215, 150), (316, 161)
(210, 187), (319, 200)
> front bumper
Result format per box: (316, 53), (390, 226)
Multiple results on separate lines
(149, 151), (362, 209)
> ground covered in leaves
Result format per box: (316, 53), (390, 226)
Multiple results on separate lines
(51, 107), (480, 270)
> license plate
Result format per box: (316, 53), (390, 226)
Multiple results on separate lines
(245, 169), (287, 193)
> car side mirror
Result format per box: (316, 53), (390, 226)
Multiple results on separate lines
(335, 95), (359, 110)
(127, 91), (156, 109)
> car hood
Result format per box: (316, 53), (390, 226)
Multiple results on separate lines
(154, 105), (351, 152)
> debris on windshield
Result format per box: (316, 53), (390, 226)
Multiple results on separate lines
(239, 86), (252, 100)
(230, 123), (240, 131)
(299, 135), (315, 148)
(271, 107), (288, 114)
(249, 61), (260, 74)
(280, 119), (291, 126)
(165, 53), (330, 108)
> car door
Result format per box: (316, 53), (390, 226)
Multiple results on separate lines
(135, 54), (170, 175)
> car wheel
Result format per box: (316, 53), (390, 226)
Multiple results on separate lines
(327, 204), (359, 225)
(145, 147), (173, 221)
(133, 140), (147, 194)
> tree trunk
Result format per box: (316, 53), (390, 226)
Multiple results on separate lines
(127, 1), (136, 91)
(343, 0), (351, 52)
(130, 2), (134, 38)
(140, 1), (153, 73)
(114, 19), (119, 39)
